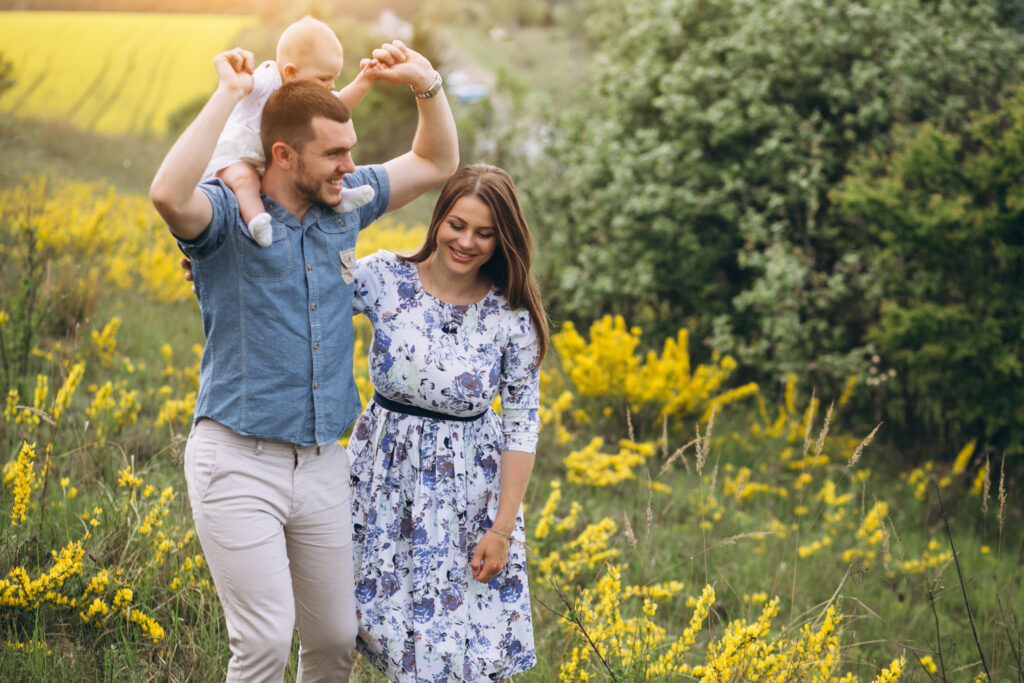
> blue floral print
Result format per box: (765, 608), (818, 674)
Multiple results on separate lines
(349, 251), (540, 682)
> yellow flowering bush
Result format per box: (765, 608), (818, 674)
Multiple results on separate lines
(0, 177), (194, 310)
(559, 569), (907, 683)
(1, 440), (203, 646)
(550, 315), (759, 438)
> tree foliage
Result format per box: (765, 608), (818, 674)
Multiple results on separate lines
(524, 0), (1023, 400)
(835, 86), (1024, 456)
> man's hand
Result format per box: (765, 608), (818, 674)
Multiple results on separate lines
(150, 48), (255, 240)
(360, 40), (436, 92)
(213, 48), (256, 99)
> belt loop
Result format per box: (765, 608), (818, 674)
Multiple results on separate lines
(316, 445), (322, 456)
(255, 439), (264, 456)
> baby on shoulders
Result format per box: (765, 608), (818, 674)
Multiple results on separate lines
(204, 16), (377, 246)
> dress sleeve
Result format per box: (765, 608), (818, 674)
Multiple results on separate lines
(500, 308), (541, 454)
(353, 251), (385, 319)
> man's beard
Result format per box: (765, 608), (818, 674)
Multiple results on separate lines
(294, 155), (338, 207)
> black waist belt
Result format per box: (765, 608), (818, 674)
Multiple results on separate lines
(373, 391), (486, 422)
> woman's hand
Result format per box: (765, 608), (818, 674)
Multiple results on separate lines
(470, 530), (510, 584)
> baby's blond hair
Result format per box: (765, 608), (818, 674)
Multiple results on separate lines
(276, 16), (343, 69)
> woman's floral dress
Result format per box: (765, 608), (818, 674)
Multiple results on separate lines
(348, 250), (539, 682)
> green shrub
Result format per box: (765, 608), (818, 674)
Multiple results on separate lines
(519, 0), (1024, 397)
(835, 85), (1024, 457)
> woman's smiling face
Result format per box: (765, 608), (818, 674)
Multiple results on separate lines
(433, 194), (498, 277)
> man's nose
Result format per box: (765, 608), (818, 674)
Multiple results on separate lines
(339, 154), (355, 174)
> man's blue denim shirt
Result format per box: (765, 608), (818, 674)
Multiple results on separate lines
(177, 166), (390, 446)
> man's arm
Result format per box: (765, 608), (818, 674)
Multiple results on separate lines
(150, 48), (255, 240)
(369, 41), (459, 212)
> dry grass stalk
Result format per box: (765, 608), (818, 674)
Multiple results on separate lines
(696, 403), (717, 475)
(801, 388), (817, 459)
(14, 404), (56, 426)
(997, 454), (1006, 538)
(695, 427), (705, 475)
(625, 405), (635, 443)
(645, 490), (653, 534)
(659, 439), (695, 476)
(714, 531), (771, 548)
(847, 422), (882, 469)
(622, 511), (637, 549)
(814, 401), (834, 459)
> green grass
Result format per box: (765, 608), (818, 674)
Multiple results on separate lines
(0, 114), (169, 195)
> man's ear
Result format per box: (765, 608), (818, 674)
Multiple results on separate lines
(270, 141), (295, 169)
(281, 63), (297, 81)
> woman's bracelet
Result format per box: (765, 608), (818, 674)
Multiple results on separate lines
(485, 527), (513, 541)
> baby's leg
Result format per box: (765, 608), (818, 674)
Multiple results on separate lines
(218, 162), (272, 247)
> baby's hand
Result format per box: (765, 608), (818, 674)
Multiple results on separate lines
(358, 57), (391, 82)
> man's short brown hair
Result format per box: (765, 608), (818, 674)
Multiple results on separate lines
(261, 81), (351, 161)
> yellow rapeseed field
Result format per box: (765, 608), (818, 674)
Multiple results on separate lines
(0, 11), (255, 135)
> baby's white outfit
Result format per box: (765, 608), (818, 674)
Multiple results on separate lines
(204, 61), (375, 247)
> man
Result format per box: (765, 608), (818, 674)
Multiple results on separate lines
(149, 41), (457, 682)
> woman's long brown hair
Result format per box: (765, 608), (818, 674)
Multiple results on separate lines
(400, 164), (549, 364)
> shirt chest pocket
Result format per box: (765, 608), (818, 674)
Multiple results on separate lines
(239, 224), (294, 282)
(320, 218), (358, 283)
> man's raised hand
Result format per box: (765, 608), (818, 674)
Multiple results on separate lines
(213, 48), (256, 99)
(360, 40), (436, 92)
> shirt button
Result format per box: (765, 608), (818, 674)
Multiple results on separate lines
(338, 219), (344, 226)
(307, 264), (312, 272)
(313, 343), (319, 351)
(313, 383), (319, 390)
(311, 304), (317, 311)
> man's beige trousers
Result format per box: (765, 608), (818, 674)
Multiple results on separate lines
(184, 419), (356, 682)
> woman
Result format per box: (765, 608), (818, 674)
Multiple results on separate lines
(348, 164), (549, 681)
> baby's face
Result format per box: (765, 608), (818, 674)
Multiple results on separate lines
(287, 51), (343, 89)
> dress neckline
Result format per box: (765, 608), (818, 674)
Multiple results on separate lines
(413, 260), (493, 308)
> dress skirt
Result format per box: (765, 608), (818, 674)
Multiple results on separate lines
(348, 402), (536, 682)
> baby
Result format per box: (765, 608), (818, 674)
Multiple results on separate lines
(204, 16), (376, 246)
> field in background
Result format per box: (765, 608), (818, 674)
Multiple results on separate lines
(0, 12), (254, 136)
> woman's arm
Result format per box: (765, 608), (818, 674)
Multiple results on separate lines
(471, 449), (534, 583)
(470, 309), (541, 583)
